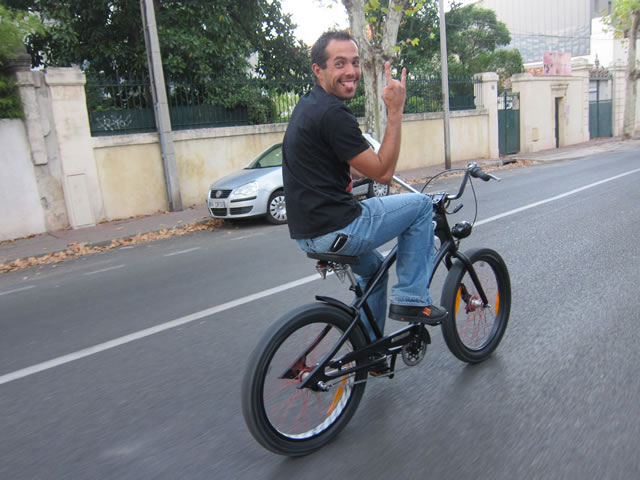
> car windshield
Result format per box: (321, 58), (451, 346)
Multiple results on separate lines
(244, 135), (378, 170)
(246, 144), (283, 169)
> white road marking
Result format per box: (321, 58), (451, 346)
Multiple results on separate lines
(233, 233), (265, 241)
(83, 265), (126, 276)
(0, 285), (36, 296)
(2, 167), (639, 385)
(163, 247), (201, 257)
(0, 274), (319, 385)
(475, 168), (640, 226)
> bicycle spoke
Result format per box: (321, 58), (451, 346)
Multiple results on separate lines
(262, 322), (357, 439)
(442, 249), (510, 363)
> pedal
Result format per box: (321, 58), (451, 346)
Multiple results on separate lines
(401, 326), (430, 366)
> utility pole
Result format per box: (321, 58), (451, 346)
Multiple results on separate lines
(140, 0), (183, 211)
(439, 0), (452, 170)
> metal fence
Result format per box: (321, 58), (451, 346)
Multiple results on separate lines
(85, 74), (477, 137)
(86, 74), (156, 135)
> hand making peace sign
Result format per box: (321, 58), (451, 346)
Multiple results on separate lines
(381, 61), (407, 116)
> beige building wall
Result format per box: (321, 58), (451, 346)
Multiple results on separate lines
(511, 72), (589, 153)
(400, 111), (491, 169)
(92, 109), (493, 221)
(93, 126), (287, 219)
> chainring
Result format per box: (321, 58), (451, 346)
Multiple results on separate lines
(401, 329), (429, 366)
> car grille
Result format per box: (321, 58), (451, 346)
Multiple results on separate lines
(209, 208), (227, 216)
(230, 207), (253, 215)
(209, 189), (232, 199)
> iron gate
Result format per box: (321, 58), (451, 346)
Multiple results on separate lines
(498, 91), (520, 156)
(589, 71), (613, 138)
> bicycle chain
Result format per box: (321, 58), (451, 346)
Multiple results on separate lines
(321, 361), (417, 387)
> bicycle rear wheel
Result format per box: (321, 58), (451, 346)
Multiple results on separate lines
(241, 303), (368, 456)
(440, 248), (511, 363)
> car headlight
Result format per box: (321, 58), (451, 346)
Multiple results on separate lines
(230, 181), (259, 200)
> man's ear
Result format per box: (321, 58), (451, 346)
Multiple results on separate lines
(312, 63), (322, 79)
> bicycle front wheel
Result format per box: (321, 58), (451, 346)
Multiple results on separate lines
(241, 303), (368, 456)
(440, 248), (511, 363)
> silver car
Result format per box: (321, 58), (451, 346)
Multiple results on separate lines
(206, 133), (389, 224)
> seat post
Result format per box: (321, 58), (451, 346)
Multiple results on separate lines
(344, 266), (359, 289)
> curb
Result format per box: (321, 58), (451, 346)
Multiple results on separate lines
(0, 216), (219, 271)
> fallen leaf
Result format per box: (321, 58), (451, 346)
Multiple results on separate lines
(0, 219), (224, 273)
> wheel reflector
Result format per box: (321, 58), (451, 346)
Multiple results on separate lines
(327, 378), (347, 415)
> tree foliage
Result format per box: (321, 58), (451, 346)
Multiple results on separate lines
(394, 0), (439, 74)
(602, 0), (640, 38)
(339, 0), (523, 136)
(4, 0), (310, 78)
(0, 3), (43, 64)
(0, 4), (43, 118)
(398, 2), (523, 86)
(602, 0), (640, 138)
(2, 0), (312, 120)
(342, 0), (426, 138)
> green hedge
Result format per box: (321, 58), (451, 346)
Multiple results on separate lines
(0, 72), (23, 119)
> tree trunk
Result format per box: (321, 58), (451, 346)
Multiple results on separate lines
(623, 10), (640, 139)
(343, 0), (409, 140)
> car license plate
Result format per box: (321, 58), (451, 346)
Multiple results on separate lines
(209, 199), (225, 209)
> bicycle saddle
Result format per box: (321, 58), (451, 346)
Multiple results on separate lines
(306, 252), (360, 265)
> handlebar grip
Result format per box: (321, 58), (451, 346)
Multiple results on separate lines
(470, 166), (492, 182)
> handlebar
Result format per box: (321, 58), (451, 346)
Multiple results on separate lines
(392, 162), (500, 203)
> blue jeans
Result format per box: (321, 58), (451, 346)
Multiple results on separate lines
(296, 193), (435, 340)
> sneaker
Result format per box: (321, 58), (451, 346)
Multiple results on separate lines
(368, 353), (391, 377)
(389, 304), (448, 325)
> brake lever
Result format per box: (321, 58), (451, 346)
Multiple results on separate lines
(452, 203), (463, 213)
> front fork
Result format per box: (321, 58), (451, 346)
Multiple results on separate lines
(432, 214), (489, 308)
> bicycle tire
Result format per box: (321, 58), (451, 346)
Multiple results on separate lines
(440, 248), (511, 363)
(241, 303), (368, 456)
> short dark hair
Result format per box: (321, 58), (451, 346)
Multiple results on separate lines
(311, 31), (358, 69)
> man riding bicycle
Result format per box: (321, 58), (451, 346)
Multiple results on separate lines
(282, 30), (447, 345)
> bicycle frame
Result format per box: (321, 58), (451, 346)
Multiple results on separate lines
(294, 167), (494, 390)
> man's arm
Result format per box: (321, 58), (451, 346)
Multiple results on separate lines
(349, 61), (407, 185)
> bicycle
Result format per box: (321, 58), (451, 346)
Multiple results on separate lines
(241, 162), (511, 456)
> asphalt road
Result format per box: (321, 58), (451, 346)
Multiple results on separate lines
(1, 151), (640, 479)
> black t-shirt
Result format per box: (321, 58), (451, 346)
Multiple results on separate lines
(282, 85), (371, 239)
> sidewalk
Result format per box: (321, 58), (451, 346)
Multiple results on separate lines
(1, 135), (637, 269)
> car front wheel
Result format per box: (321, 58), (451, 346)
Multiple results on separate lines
(266, 190), (287, 225)
(367, 181), (390, 198)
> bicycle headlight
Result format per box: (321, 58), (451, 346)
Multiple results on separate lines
(452, 221), (472, 239)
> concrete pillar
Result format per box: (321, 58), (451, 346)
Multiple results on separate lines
(11, 52), (49, 167)
(8, 51), (69, 232)
(473, 72), (499, 159)
(570, 58), (592, 143)
(511, 72), (539, 153)
(610, 65), (627, 137)
(45, 67), (104, 228)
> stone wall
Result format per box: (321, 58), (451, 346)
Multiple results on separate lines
(0, 120), (46, 241)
